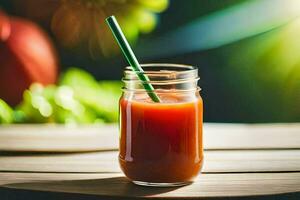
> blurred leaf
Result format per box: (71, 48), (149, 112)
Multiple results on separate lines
(2, 67), (122, 124)
(137, 0), (169, 12)
(0, 99), (14, 124)
(16, 84), (53, 123)
(135, 9), (157, 33)
(60, 68), (122, 123)
(16, 82), (101, 124)
(59, 67), (99, 88)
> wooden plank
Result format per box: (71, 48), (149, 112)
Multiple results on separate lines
(204, 149), (300, 173)
(0, 150), (299, 173)
(204, 123), (300, 149)
(0, 172), (299, 198)
(0, 123), (299, 152)
(0, 125), (118, 152)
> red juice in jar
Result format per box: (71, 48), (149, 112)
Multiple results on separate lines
(119, 64), (203, 186)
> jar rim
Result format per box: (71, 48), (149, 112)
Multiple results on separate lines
(122, 86), (202, 93)
(124, 63), (198, 75)
(123, 63), (200, 91)
(123, 63), (199, 84)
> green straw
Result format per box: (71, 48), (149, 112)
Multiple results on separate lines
(105, 16), (161, 103)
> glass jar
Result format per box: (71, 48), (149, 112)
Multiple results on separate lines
(119, 63), (203, 187)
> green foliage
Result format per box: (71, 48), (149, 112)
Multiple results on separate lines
(1, 68), (122, 124)
(60, 68), (122, 123)
(0, 99), (14, 124)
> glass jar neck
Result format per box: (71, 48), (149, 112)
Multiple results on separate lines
(122, 63), (199, 91)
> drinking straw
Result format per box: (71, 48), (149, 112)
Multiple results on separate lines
(105, 16), (161, 103)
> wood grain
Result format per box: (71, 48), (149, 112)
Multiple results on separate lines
(0, 124), (299, 199)
(0, 150), (299, 173)
(0, 172), (299, 198)
(0, 123), (299, 152)
(0, 125), (118, 152)
(204, 123), (300, 149)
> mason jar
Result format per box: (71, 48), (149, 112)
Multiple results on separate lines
(119, 63), (203, 187)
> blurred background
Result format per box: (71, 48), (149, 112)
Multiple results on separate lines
(0, 0), (300, 124)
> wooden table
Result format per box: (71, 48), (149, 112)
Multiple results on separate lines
(0, 123), (299, 199)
